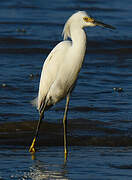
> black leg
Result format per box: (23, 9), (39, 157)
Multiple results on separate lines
(29, 107), (45, 153)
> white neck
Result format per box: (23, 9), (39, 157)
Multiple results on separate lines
(69, 24), (87, 66)
(70, 24), (86, 51)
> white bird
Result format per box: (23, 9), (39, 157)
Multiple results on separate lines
(29, 11), (115, 158)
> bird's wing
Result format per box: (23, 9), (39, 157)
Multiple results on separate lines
(37, 40), (71, 111)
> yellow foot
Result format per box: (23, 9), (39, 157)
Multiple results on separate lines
(29, 137), (36, 153)
(64, 149), (68, 163)
(29, 146), (36, 153)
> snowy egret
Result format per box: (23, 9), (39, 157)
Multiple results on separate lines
(29, 11), (115, 158)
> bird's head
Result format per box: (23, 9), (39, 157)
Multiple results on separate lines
(63, 11), (115, 40)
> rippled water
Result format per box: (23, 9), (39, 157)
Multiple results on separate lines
(1, 147), (132, 180)
(0, 0), (132, 179)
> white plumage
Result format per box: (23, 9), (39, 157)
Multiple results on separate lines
(29, 11), (115, 155)
(37, 11), (90, 112)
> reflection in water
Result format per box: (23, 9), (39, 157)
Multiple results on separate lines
(26, 159), (69, 180)
(1, 147), (132, 179)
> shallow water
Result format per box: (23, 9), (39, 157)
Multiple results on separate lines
(0, 0), (132, 179)
(1, 147), (132, 180)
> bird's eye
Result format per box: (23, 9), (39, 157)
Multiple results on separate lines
(83, 17), (94, 23)
(83, 17), (89, 22)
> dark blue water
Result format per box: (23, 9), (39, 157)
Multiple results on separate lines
(1, 0), (132, 179)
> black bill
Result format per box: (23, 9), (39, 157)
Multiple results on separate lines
(94, 20), (116, 30)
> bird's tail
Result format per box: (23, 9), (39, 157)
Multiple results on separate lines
(31, 97), (38, 109)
